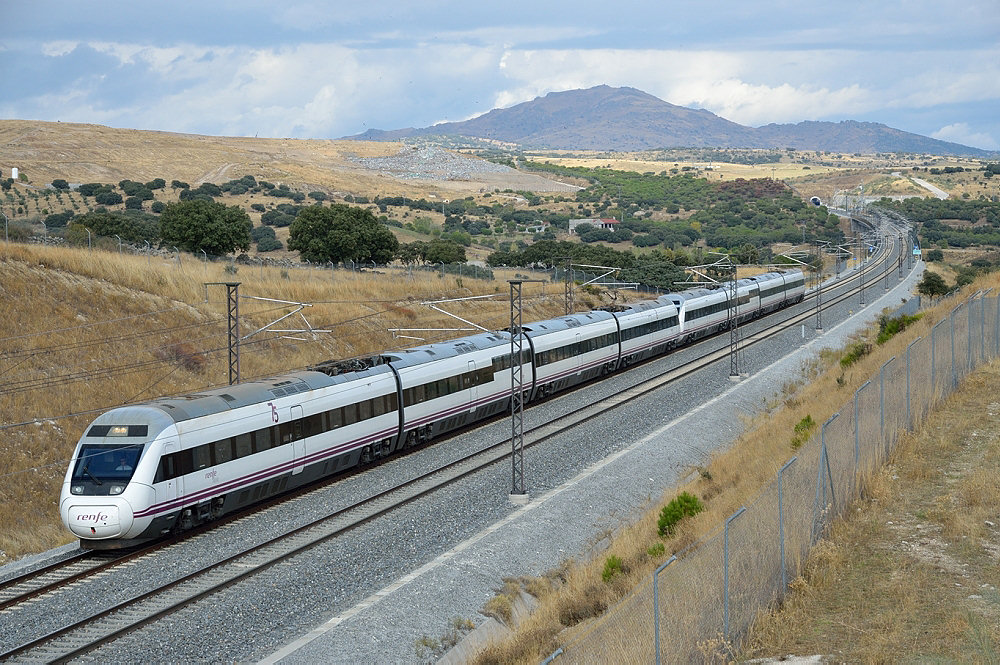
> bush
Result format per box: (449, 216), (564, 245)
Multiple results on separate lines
(791, 414), (816, 449)
(657, 491), (704, 537)
(876, 313), (923, 345)
(94, 191), (123, 206)
(44, 211), (75, 228)
(256, 237), (283, 252)
(151, 201), (166, 214)
(250, 203), (266, 212)
(601, 555), (624, 583)
(125, 196), (143, 210)
(51, 179), (70, 190)
(840, 340), (871, 368)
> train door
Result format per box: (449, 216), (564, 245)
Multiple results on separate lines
(467, 360), (478, 411)
(290, 405), (305, 475)
(158, 439), (179, 505)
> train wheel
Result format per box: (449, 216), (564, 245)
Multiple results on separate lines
(178, 508), (194, 532)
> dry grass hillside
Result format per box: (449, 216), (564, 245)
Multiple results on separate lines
(0, 120), (577, 200)
(0, 241), (583, 562)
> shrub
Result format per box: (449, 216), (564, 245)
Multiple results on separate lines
(601, 555), (624, 583)
(657, 491), (704, 536)
(839, 340), (871, 368)
(791, 414), (816, 449)
(256, 237), (283, 252)
(876, 313), (923, 345)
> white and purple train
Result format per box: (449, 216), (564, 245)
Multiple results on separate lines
(61, 270), (805, 548)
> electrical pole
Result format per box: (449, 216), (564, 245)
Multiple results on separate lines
(815, 242), (825, 331)
(728, 261), (740, 379)
(509, 279), (542, 501)
(206, 282), (241, 385)
(858, 234), (865, 306)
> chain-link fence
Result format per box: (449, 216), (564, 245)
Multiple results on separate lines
(554, 290), (997, 663)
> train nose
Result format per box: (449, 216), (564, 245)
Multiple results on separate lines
(66, 504), (129, 539)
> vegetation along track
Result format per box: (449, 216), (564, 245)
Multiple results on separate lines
(0, 236), (904, 662)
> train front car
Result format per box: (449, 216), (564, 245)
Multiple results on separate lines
(60, 407), (175, 549)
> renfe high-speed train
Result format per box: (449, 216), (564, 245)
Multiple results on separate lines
(61, 270), (805, 548)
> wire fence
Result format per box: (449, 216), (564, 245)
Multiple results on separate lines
(553, 290), (996, 663)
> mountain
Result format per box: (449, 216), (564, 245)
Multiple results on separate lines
(348, 85), (990, 157)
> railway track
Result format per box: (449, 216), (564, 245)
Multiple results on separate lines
(0, 230), (908, 661)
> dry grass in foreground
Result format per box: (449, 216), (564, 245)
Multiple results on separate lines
(742, 362), (1000, 662)
(0, 241), (576, 562)
(470, 274), (1000, 665)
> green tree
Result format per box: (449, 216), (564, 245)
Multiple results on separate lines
(159, 199), (252, 255)
(51, 179), (70, 190)
(926, 249), (944, 262)
(916, 270), (949, 302)
(288, 204), (399, 264)
(424, 239), (467, 264)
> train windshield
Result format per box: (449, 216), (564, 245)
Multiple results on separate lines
(70, 444), (143, 495)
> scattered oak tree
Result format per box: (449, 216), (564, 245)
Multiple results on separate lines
(916, 270), (949, 303)
(159, 199), (252, 256)
(288, 204), (398, 265)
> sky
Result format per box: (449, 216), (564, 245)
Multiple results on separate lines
(2, 0), (999, 150)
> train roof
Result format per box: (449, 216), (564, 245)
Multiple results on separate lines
(381, 330), (510, 369)
(520, 310), (615, 336)
(141, 365), (393, 423)
(611, 299), (677, 315)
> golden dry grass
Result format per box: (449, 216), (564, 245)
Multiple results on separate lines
(0, 119), (564, 202)
(742, 363), (1000, 662)
(470, 272), (1000, 664)
(0, 240), (577, 562)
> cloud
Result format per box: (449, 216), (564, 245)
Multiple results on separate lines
(932, 123), (998, 151)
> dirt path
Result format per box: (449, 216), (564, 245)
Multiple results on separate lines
(196, 162), (237, 184)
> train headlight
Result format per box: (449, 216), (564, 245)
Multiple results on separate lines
(109, 484), (125, 495)
(71, 485), (84, 495)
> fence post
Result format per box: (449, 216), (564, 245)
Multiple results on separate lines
(778, 457), (797, 594)
(906, 337), (921, 428)
(811, 410), (839, 545)
(854, 381), (869, 482)
(981, 290), (990, 363)
(723, 506), (747, 639)
(969, 295), (975, 371)
(951, 304), (960, 389)
(652, 555), (677, 665)
(879, 358), (894, 444)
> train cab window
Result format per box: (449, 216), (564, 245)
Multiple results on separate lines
(233, 433), (253, 458)
(213, 439), (234, 464)
(194, 444), (211, 470)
